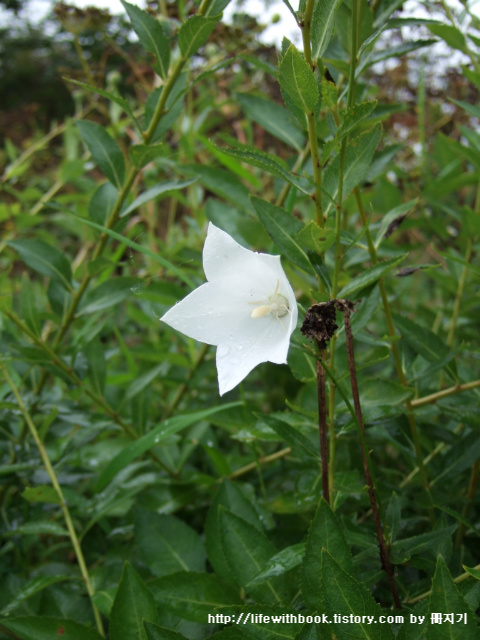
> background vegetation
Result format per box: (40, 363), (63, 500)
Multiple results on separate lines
(1, 0), (479, 639)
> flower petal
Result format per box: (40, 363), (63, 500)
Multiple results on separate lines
(217, 313), (292, 396)
(161, 222), (298, 395)
(203, 223), (285, 293)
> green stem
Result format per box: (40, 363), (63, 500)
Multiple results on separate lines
(455, 459), (479, 548)
(319, 355), (387, 528)
(301, 0), (323, 226)
(326, 0), (360, 506)
(447, 238), (472, 347)
(410, 378), (480, 407)
(163, 343), (209, 418)
(354, 189), (433, 515)
(405, 562), (480, 604)
(2, 365), (105, 637)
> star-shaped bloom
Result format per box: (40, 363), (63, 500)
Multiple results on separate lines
(161, 223), (298, 395)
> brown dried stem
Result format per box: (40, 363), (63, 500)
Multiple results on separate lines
(339, 300), (401, 609)
(316, 349), (329, 503)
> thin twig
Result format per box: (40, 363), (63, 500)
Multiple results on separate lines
(316, 349), (329, 503)
(2, 364), (105, 637)
(340, 300), (401, 609)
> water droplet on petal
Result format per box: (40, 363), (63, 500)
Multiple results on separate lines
(218, 344), (230, 357)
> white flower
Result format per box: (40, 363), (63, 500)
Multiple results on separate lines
(161, 223), (298, 396)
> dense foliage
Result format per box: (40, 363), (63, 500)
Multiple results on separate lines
(1, 1), (479, 639)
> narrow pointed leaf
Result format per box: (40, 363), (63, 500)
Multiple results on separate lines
(149, 572), (240, 622)
(95, 403), (241, 491)
(76, 119), (125, 188)
(251, 196), (315, 275)
(321, 550), (395, 639)
(8, 239), (73, 292)
(278, 44), (319, 115)
(178, 15), (221, 58)
(121, 0), (169, 78)
(427, 555), (477, 639)
(311, 0), (344, 60)
(1, 617), (104, 640)
(110, 563), (158, 640)
(337, 254), (407, 297)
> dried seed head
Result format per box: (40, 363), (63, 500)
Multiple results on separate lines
(300, 300), (338, 350)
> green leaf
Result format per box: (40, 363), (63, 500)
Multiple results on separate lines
(236, 93), (305, 151)
(321, 550), (395, 639)
(250, 197), (314, 275)
(206, 0), (232, 14)
(393, 314), (456, 380)
(4, 521), (67, 537)
(357, 40), (437, 75)
(21, 485), (61, 505)
(375, 200), (417, 247)
(144, 622), (190, 640)
(205, 481), (265, 586)
(129, 143), (165, 169)
(89, 182), (118, 226)
(294, 222), (336, 253)
(220, 509), (289, 603)
(110, 562), (158, 640)
(391, 526), (457, 563)
(337, 254), (407, 297)
(428, 24), (467, 52)
(311, 0), (344, 59)
(135, 510), (206, 578)
(278, 44), (319, 115)
(1, 617), (104, 640)
(221, 604), (303, 640)
(0, 576), (70, 616)
(67, 79), (141, 130)
(450, 98), (480, 120)
(76, 119), (125, 188)
(303, 499), (352, 610)
(248, 543), (305, 585)
(77, 277), (138, 316)
(8, 239), (73, 293)
(181, 164), (252, 212)
(463, 566), (480, 581)
(150, 572), (240, 622)
(144, 76), (187, 142)
(321, 78), (338, 111)
(215, 143), (312, 194)
(323, 124), (382, 218)
(121, 0), (169, 78)
(178, 15), (221, 58)
(386, 492), (401, 543)
(125, 364), (165, 401)
(427, 556), (477, 639)
(263, 416), (319, 460)
(337, 100), (378, 138)
(19, 273), (40, 336)
(95, 403), (241, 491)
(121, 179), (196, 217)
(67, 212), (195, 289)
(85, 337), (106, 394)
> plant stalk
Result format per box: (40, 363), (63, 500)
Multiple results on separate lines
(2, 365), (105, 637)
(340, 301), (401, 609)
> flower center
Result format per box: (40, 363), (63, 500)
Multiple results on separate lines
(250, 280), (290, 319)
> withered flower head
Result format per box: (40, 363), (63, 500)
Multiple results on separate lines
(300, 300), (338, 350)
